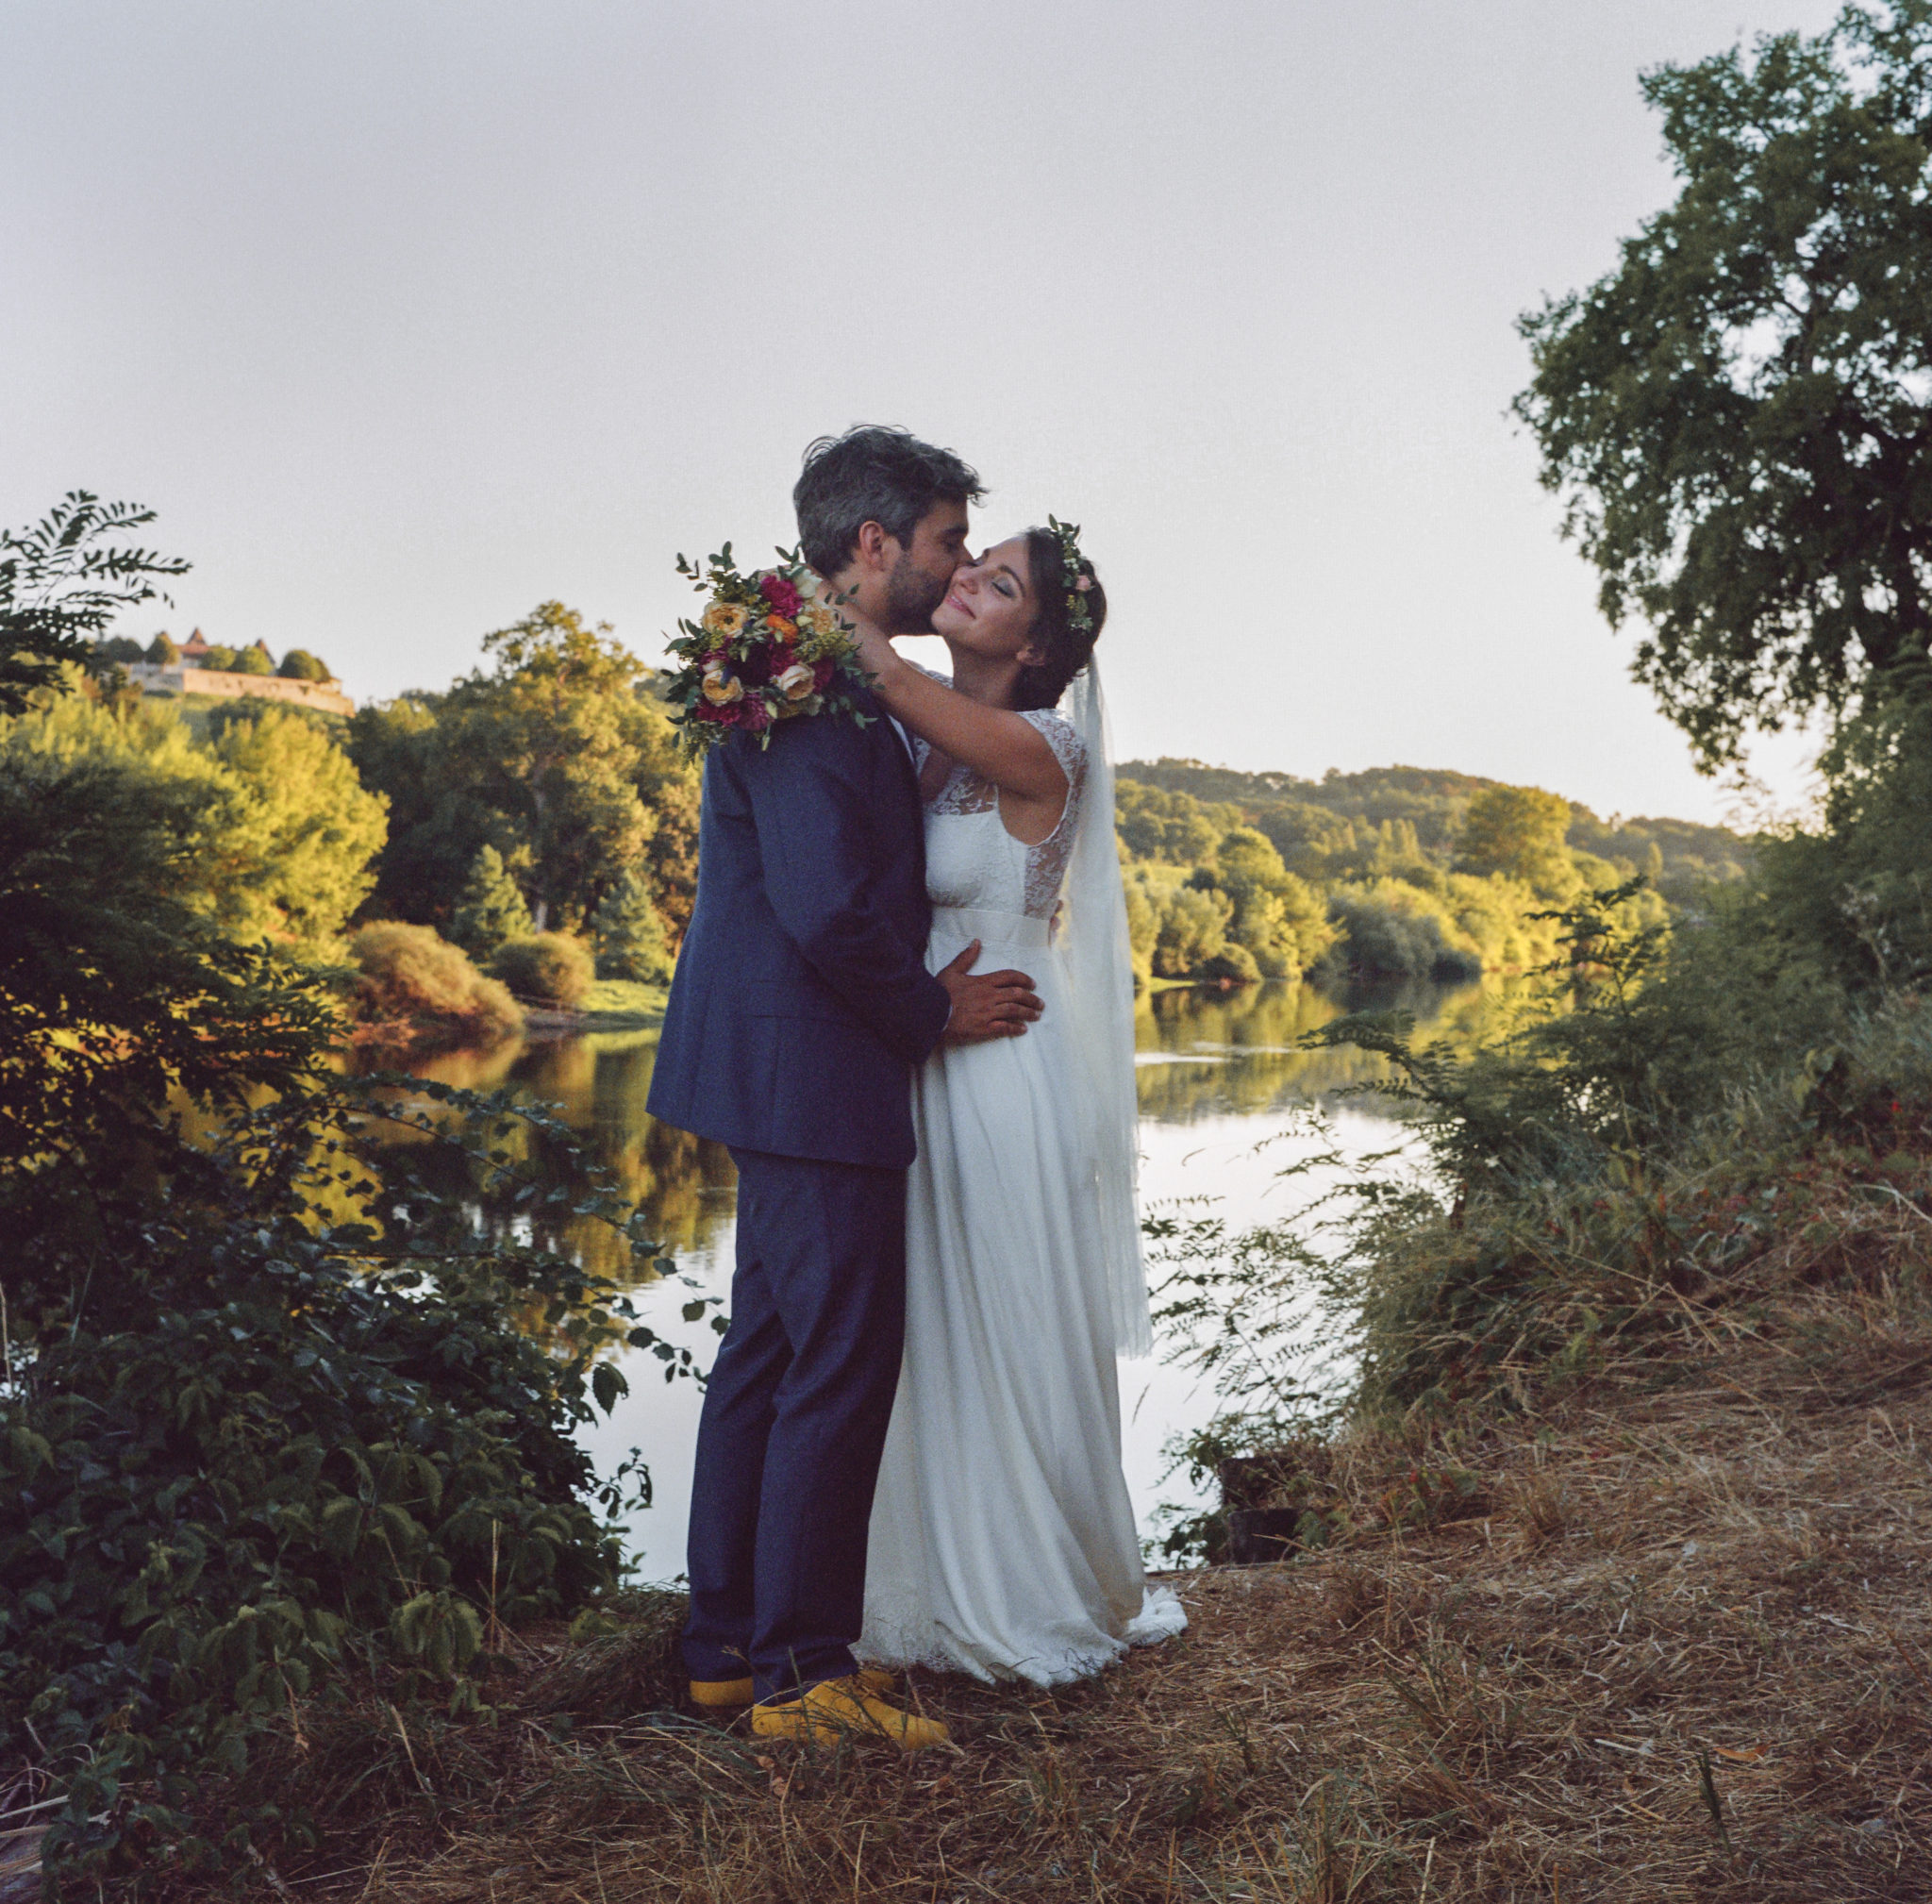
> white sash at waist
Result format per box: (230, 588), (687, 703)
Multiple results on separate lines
(930, 905), (1051, 950)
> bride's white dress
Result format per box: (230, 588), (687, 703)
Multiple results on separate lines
(859, 706), (1187, 1684)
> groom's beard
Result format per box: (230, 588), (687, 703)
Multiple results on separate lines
(881, 553), (953, 636)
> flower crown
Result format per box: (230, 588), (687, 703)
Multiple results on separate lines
(1047, 515), (1096, 638)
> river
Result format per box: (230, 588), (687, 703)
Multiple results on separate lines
(384, 977), (1479, 1578)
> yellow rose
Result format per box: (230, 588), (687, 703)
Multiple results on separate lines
(701, 663), (744, 706)
(798, 604), (838, 641)
(774, 660), (817, 702)
(701, 602), (749, 639)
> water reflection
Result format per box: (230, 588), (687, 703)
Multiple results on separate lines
(362, 1031), (739, 1279)
(1134, 977), (1503, 1122)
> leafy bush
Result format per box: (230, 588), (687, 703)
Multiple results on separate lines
(198, 643), (239, 671)
(350, 920), (523, 1046)
(1752, 668), (1932, 994)
(1152, 884), (1234, 978)
(145, 632), (179, 664)
(1324, 883), (1485, 984)
(231, 643), (274, 676)
(0, 531), (706, 1889)
(491, 931), (595, 1009)
(277, 647), (331, 681)
(1, 1072), (702, 1892)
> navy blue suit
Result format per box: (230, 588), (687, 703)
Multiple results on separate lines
(647, 689), (951, 1698)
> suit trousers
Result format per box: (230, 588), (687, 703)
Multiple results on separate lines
(682, 1146), (908, 1700)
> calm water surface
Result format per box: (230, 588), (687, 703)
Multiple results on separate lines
(391, 979), (1481, 1576)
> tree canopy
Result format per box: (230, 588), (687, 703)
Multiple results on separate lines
(350, 603), (699, 942)
(1515, 1), (1932, 765)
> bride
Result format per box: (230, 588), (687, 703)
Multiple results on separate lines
(841, 521), (1187, 1684)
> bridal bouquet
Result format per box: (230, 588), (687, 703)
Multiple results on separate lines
(663, 545), (872, 757)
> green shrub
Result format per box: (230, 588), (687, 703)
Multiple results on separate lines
(0, 588), (698, 1887)
(591, 870), (674, 982)
(231, 643), (274, 676)
(277, 647), (331, 681)
(1324, 883), (1484, 984)
(145, 632), (180, 664)
(491, 931), (595, 1009)
(350, 920), (523, 1045)
(1153, 884), (1234, 978)
(197, 643), (239, 671)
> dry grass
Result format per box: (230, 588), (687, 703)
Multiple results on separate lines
(130, 1111), (1930, 1904)
(192, 1202), (1932, 1904)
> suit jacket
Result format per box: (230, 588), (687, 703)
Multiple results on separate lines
(646, 689), (952, 1170)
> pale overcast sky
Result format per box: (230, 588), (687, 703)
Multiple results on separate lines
(4, 0), (1842, 825)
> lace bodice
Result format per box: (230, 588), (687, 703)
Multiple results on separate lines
(915, 710), (1089, 920)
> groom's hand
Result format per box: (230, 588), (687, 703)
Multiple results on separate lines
(937, 941), (1042, 1044)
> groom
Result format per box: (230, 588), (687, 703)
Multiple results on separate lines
(647, 426), (1042, 1748)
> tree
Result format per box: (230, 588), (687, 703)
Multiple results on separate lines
(0, 493), (188, 714)
(450, 842), (536, 957)
(350, 608), (700, 940)
(208, 708), (390, 957)
(200, 643), (239, 670)
(145, 632), (179, 664)
(1154, 885), (1234, 978)
(278, 646), (331, 680)
(1454, 785), (1577, 897)
(1515, 2), (1932, 766)
(231, 641), (273, 676)
(591, 867), (675, 982)
(2, 695), (387, 962)
(1195, 827), (1336, 977)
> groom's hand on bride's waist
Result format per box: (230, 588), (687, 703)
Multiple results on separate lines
(936, 940), (1042, 1044)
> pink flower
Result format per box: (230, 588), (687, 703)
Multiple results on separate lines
(759, 573), (803, 617)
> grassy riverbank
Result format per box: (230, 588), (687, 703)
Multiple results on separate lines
(163, 1065), (1931, 1903)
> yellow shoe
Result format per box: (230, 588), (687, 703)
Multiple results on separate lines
(750, 1675), (951, 1752)
(689, 1676), (756, 1711)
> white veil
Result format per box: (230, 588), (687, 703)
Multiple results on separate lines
(1058, 660), (1152, 1357)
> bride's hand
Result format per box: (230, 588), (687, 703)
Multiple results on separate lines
(841, 610), (897, 679)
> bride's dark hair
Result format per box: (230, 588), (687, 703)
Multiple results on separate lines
(1012, 528), (1106, 712)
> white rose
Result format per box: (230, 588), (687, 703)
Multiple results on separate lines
(774, 660), (817, 702)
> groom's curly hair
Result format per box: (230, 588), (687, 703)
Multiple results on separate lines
(1013, 529), (1106, 712)
(794, 426), (984, 576)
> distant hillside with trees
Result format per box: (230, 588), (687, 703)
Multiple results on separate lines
(1108, 757), (1744, 990)
(1121, 758), (1747, 900)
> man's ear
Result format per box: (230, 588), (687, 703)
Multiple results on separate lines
(853, 520), (893, 573)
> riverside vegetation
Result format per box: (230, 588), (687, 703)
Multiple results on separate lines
(8, 8), (1932, 1885)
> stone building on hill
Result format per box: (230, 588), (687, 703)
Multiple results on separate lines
(129, 628), (355, 717)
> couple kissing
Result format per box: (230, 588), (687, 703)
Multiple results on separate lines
(648, 424), (1184, 1752)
